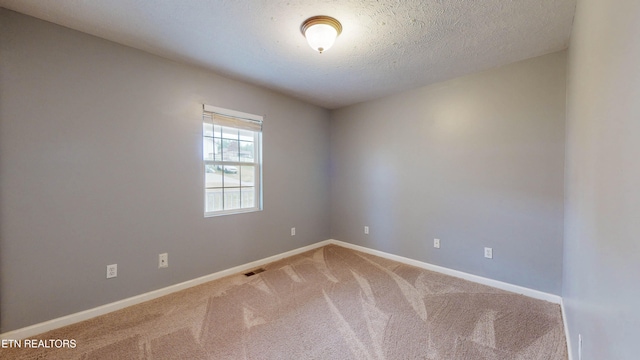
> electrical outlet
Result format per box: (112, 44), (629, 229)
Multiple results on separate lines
(106, 264), (117, 279)
(364, 226), (369, 235)
(434, 238), (440, 248)
(291, 227), (296, 236)
(159, 253), (168, 268)
(484, 247), (493, 259)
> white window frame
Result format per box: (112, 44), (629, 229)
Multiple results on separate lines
(203, 105), (262, 217)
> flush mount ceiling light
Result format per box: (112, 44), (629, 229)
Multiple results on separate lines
(300, 16), (342, 54)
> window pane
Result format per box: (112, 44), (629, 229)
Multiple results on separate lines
(214, 125), (222, 138)
(238, 129), (254, 141)
(213, 138), (222, 161)
(203, 137), (214, 160)
(241, 187), (255, 209)
(240, 165), (255, 187)
(203, 123), (213, 137)
(205, 188), (223, 212)
(222, 126), (238, 140)
(222, 139), (239, 162)
(224, 188), (241, 210)
(223, 166), (240, 185)
(205, 165), (224, 188)
(239, 141), (254, 162)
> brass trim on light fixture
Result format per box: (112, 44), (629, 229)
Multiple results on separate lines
(300, 15), (342, 36)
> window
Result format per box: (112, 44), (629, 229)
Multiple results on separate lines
(203, 105), (262, 216)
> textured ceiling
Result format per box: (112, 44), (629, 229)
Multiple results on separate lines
(0, 0), (576, 109)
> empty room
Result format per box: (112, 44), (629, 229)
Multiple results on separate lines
(1, 1), (638, 359)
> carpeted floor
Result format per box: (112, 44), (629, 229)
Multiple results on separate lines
(2, 244), (567, 359)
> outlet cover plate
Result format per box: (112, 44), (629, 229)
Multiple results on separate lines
(364, 226), (369, 235)
(484, 247), (493, 259)
(159, 253), (168, 268)
(106, 264), (117, 279)
(434, 238), (440, 248)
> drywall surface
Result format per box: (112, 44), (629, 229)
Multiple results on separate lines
(563, 0), (640, 358)
(330, 51), (566, 294)
(0, 9), (330, 332)
(0, 0), (576, 109)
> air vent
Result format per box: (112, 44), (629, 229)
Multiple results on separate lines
(244, 268), (265, 277)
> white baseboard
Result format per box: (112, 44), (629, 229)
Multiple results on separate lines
(2, 238), (563, 342)
(561, 299), (574, 360)
(327, 239), (562, 304)
(0, 240), (333, 340)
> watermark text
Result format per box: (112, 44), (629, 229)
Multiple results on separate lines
(1, 338), (76, 349)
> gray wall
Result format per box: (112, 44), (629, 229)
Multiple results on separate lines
(330, 52), (566, 295)
(0, 9), (330, 332)
(13, 5), (639, 352)
(563, 0), (640, 358)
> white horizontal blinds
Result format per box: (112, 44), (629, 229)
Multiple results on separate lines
(202, 105), (263, 132)
(208, 112), (262, 131)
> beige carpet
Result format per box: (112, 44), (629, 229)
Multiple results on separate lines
(2, 245), (567, 359)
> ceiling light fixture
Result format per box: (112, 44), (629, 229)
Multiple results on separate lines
(300, 16), (342, 54)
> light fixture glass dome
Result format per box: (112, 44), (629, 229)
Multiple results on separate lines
(305, 23), (338, 53)
(301, 16), (342, 54)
